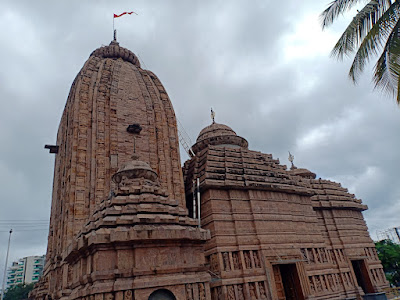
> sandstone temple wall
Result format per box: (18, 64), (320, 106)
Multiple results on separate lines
(183, 144), (389, 299)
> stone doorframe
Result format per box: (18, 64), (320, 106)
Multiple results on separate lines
(267, 260), (310, 300)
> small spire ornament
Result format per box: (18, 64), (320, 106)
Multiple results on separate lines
(288, 151), (297, 170)
(211, 108), (215, 124)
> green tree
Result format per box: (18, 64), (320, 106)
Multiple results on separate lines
(3, 283), (35, 300)
(375, 239), (400, 286)
(321, 0), (400, 103)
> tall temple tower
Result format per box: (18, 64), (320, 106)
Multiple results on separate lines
(33, 40), (211, 300)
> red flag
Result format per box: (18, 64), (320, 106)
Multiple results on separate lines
(114, 12), (137, 18)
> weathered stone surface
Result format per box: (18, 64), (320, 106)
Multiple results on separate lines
(183, 122), (388, 300)
(32, 40), (388, 300)
(32, 41), (208, 300)
(45, 40), (186, 263)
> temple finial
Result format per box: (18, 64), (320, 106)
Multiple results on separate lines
(288, 151), (297, 170)
(113, 29), (117, 42)
(211, 108), (215, 124)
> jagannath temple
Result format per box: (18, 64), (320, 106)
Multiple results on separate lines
(31, 39), (389, 300)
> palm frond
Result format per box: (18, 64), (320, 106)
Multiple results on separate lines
(349, 1), (400, 82)
(321, 0), (367, 28)
(373, 18), (400, 102)
(331, 0), (394, 60)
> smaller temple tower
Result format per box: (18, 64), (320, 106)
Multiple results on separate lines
(183, 119), (388, 300)
(60, 154), (211, 299)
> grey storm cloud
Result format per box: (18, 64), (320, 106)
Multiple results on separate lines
(1, 0), (399, 283)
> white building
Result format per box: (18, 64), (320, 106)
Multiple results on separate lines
(6, 255), (45, 288)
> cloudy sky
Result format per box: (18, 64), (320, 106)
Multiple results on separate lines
(1, 0), (399, 283)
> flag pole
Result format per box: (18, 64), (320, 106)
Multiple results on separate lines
(1, 229), (12, 300)
(112, 12), (137, 41)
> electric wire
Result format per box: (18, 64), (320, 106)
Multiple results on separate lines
(0, 220), (49, 232)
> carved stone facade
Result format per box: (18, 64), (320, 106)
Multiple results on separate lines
(32, 41), (211, 300)
(183, 122), (389, 299)
(32, 41), (388, 300)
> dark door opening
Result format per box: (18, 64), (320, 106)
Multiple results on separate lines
(185, 194), (194, 218)
(273, 264), (305, 300)
(351, 260), (375, 294)
(148, 289), (176, 300)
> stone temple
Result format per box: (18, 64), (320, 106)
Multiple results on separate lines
(32, 40), (388, 300)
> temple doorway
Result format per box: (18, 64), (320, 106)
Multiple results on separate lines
(148, 289), (176, 300)
(273, 264), (305, 300)
(351, 260), (375, 294)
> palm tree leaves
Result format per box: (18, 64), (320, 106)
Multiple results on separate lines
(331, 0), (394, 60)
(322, 0), (366, 28)
(348, 2), (400, 81)
(322, 0), (400, 103)
(374, 19), (400, 97)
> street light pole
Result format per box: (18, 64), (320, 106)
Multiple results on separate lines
(1, 229), (12, 300)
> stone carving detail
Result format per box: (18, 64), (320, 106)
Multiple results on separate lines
(309, 249), (315, 263)
(328, 274), (336, 291)
(342, 272), (353, 288)
(105, 293), (114, 300)
(320, 249), (328, 263)
(258, 282), (267, 299)
(253, 251), (261, 268)
(249, 282), (257, 300)
(371, 268), (386, 283)
(342, 272), (349, 287)
(215, 249), (261, 271)
(315, 276), (323, 292)
(124, 290), (132, 300)
(309, 272), (357, 294)
(309, 277), (315, 293)
(237, 284), (245, 300)
(371, 269), (378, 283)
(232, 251), (240, 270)
(56, 269), (62, 291)
(375, 269), (381, 282)
(315, 249), (322, 263)
(302, 248), (330, 264)
(244, 251), (252, 269)
(334, 273), (342, 290)
(227, 285), (235, 300)
(379, 269), (384, 282)
(217, 287), (222, 300)
(199, 283), (206, 300)
(334, 249), (346, 262)
(209, 254), (219, 274)
(222, 252), (231, 271)
(67, 266), (73, 282)
(380, 268), (386, 282)
(186, 284), (193, 300)
(211, 286), (222, 300)
(300, 248), (307, 260)
(322, 275), (328, 290)
(327, 249), (336, 264)
(365, 247), (379, 261)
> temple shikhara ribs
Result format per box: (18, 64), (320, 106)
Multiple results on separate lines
(32, 40), (389, 300)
